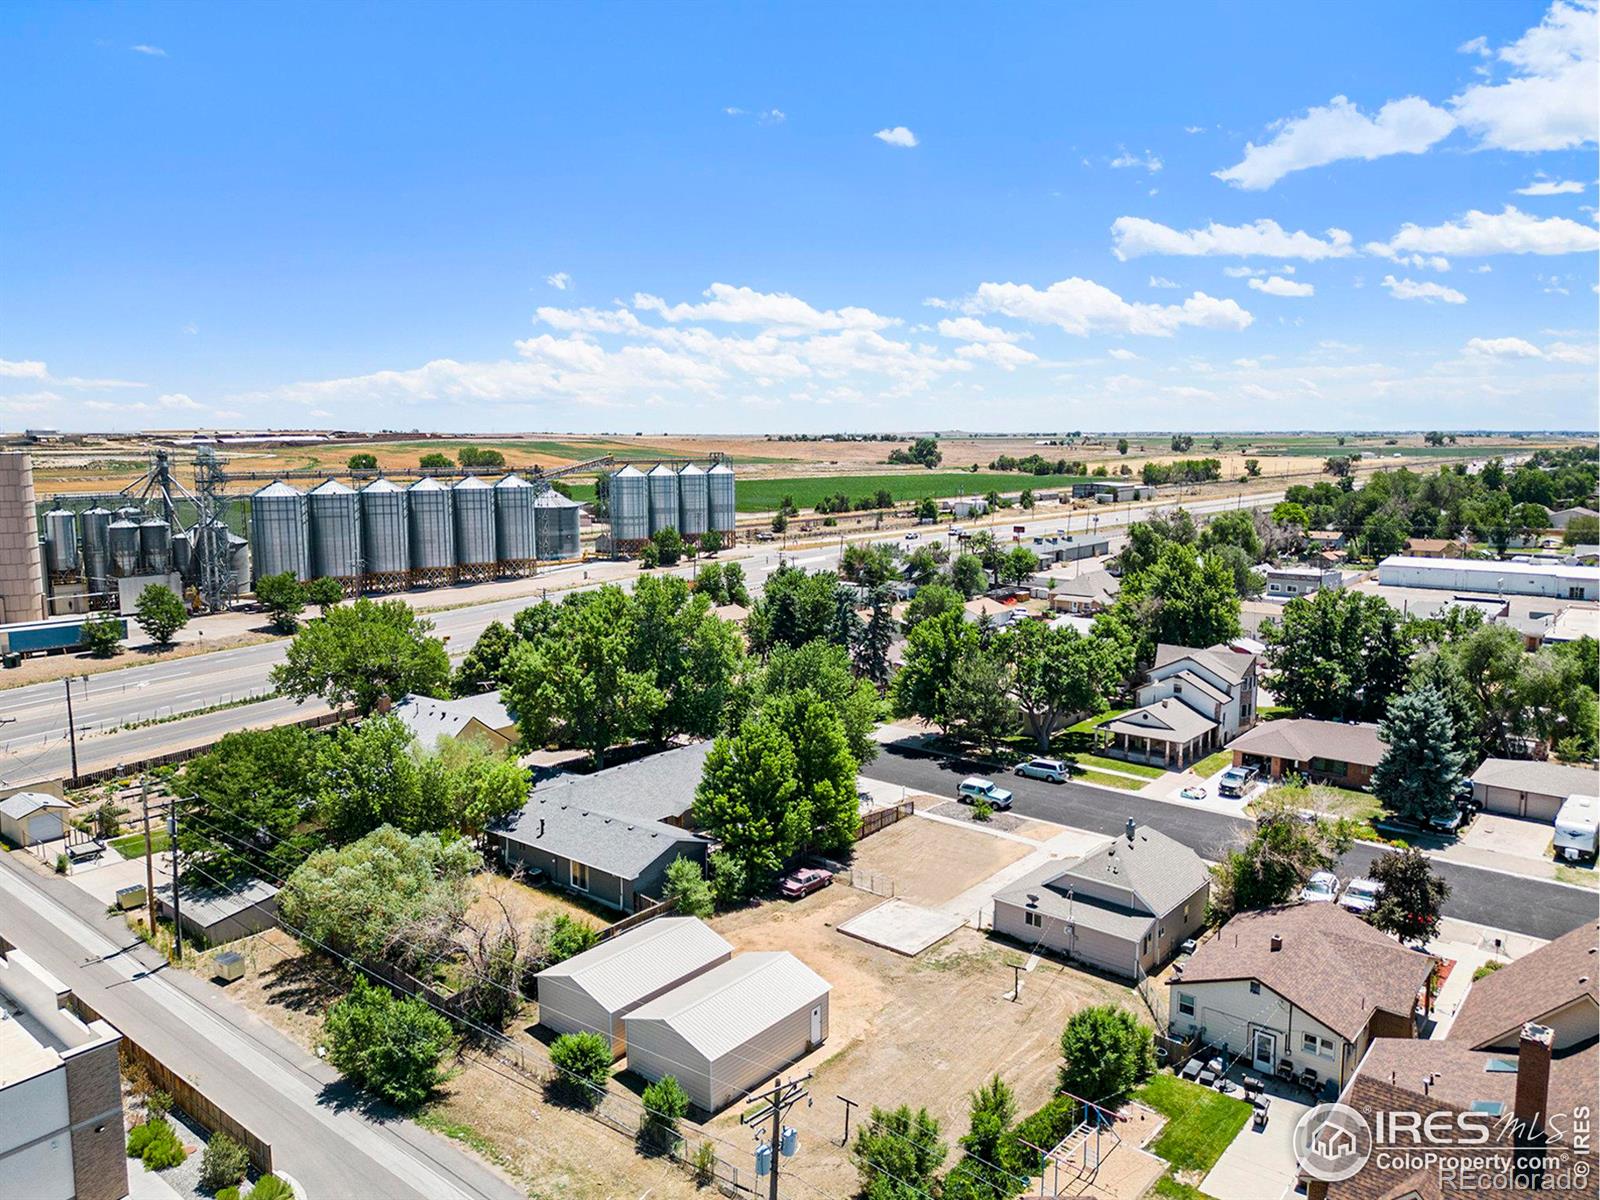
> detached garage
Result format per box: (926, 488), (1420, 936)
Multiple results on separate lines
(1470, 759), (1600, 821)
(623, 952), (830, 1114)
(0, 792), (70, 848)
(535, 917), (732, 1057)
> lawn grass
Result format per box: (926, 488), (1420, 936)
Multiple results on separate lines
(1071, 753), (1165, 779)
(1063, 708), (1130, 737)
(1078, 770), (1147, 791)
(1152, 1175), (1221, 1200)
(1136, 1074), (1253, 1175)
(110, 829), (169, 858)
(1191, 750), (1233, 779)
(566, 470), (1095, 513)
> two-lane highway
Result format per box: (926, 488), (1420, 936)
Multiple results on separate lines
(867, 745), (1599, 943)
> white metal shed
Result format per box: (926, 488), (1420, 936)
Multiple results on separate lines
(622, 951), (830, 1113)
(0, 792), (70, 847)
(535, 917), (732, 1056)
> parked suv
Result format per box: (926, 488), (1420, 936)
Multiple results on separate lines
(957, 777), (1014, 810)
(1015, 757), (1069, 784)
(1217, 765), (1259, 799)
(1339, 877), (1384, 915)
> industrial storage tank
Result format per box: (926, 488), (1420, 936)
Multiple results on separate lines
(609, 465), (650, 543)
(307, 478), (362, 583)
(171, 530), (192, 580)
(358, 478), (409, 586)
(114, 505), (143, 523)
(707, 462), (735, 534)
(406, 477), (455, 582)
(676, 464), (708, 538)
(494, 474), (537, 570)
(139, 519), (171, 575)
(647, 464), (679, 536)
(452, 476), (497, 576)
(43, 509), (79, 574)
(250, 481), (311, 582)
(534, 487), (582, 561)
(80, 507), (112, 586)
(228, 535), (251, 593)
(109, 519), (142, 576)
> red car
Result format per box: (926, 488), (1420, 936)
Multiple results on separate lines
(780, 867), (833, 899)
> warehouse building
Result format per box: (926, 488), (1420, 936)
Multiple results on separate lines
(1375, 555), (1599, 601)
(534, 917), (732, 1056)
(622, 952), (830, 1113)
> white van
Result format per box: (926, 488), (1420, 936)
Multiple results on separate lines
(1553, 793), (1599, 863)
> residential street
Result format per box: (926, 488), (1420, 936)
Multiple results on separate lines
(0, 851), (526, 1200)
(868, 745), (1600, 943)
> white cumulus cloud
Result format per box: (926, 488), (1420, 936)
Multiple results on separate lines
(936, 317), (1025, 344)
(964, 277), (1253, 337)
(1214, 95), (1456, 189)
(1515, 178), (1587, 195)
(1110, 148), (1163, 172)
(130, 44), (167, 57)
(1148, 276), (1180, 288)
(1382, 276), (1467, 303)
(633, 283), (898, 332)
(1107, 348), (1139, 360)
(874, 126), (919, 148)
(1112, 217), (1354, 261)
(1465, 336), (1544, 357)
(1451, 0), (1598, 152)
(545, 272), (572, 290)
(1368, 205), (1600, 257)
(1247, 276), (1315, 297)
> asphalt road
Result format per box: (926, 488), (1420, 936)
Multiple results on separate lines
(867, 745), (1600, 943)
(0, 490), (1283, 783)
(0, 852), (526, 1200)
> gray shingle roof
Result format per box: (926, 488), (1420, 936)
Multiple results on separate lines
(1153, 643), (1256, 685)
(1100, 698), (1216, 743)
(0, 792), (70, 820)
(1471, 757), (1599, 798)
(537, 741), (712, 823)
(495, 795), (708, 878)
(995, 822), (1208, 925)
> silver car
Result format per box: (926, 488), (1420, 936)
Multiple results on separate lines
(1015, 757), (1069, 784)
(1299, 871), (1340, 903)
(1339, 877), (1384, 914)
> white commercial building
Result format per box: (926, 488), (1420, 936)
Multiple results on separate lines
(622, 952), (830, 1112)
(1375, 555), (1599, 602)
(534, 917), (732, 1057)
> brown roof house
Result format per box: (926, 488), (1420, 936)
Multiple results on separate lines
(1404, 537), (1465, 559)
(992, 818), (1209, 981)
(1226, 719), (1387, 790)
(1167, 903), (1435, 1096)
(1317, 922), (1598, 1200)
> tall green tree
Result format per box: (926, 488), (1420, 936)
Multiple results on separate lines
(1260, 589), (1414, 721)
(691, 716), (803, 891)
(950, 1076), (1019, 1200)
(1367, 847), (1450, 944)
(629, 575), (746, 744)
(764, 689), (861, 853)
(134, 584), (188, 645)
(453, 619), (517, 695)
(944, 651), (1017, 757)
(1372, 685), (1469, 824)
(1111, 542), (1240, 657)
(316, 715), (425, 842)
(891, 611), (982, 731)
(304, 576), (344, 616)
(948, 554), (988, 599)
(271, 598), (450, 715)
(746, 566), (840, 654)
(903, 581), (964, 628)
(853, 1106), (947, 1200)
(1003, 620), (1117, 751)
(1208, 794), (1357, 924)
(857, 585), (895, 691)
(179, 726), (322, 882)
(757, 639), (879, 765)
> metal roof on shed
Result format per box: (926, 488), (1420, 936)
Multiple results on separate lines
(535, 917), (732, 1013)
(625, 952), (829, 1061)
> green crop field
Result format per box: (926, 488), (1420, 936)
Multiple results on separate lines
(567, 471), (1094, 513)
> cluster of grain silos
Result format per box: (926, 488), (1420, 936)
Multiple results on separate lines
(606, 461), (735, 553)
(248, 473), (584, 593)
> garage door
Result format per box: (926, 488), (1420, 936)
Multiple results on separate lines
(1523, 792), (1564, 822)
(26, 812), (62, 844)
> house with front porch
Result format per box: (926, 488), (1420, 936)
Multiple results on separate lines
(1167, 904), (1435, 1098)
(1097, 643), (1259, 769)
(1225, 719), (1387, 790)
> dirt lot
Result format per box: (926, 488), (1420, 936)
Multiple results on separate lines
(842, 813), (1034, 906)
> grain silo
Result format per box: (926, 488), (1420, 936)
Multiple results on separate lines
(109, 518), (142, 577)
(493, 474), (537, 576)
(707, 462), (735, 539)
(43, 509), (79, 575)
(676, 464), (708, 538)
(171, 530), (192, 581)
(358, 478), (409, 592)
(534, 487), (582, 561)
(80, 507), (112, 590)
(647, 464), (679, 536)
(250, 481), (311, 583)
(139, 519), (172, 575)
(452, 476), (498, 581)
(307, 478), (362, 588)
(608, 466), (650, 545)
(406, 477), (455, 586)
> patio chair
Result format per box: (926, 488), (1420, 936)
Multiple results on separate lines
(1275, 1059), (1294, 1082)
(1299, 1067), (1319, 1092)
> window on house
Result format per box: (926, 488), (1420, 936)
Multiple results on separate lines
(1142, 933), (1151, 952)
(1025, 910), (1043, 928)
(1302, 1033), (1335, 1058)
(1249, 981), (1261, 995)
(570, 861), (590, 892)
(1178, 994), (1195, 1017)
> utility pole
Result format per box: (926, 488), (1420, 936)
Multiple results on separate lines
(139, 774), (157, 937)
(63, 675), (83, 780)
(836, 1094), (858, 1147)
(166, 804), (183, 961)
(742, 1073), (811, 1200)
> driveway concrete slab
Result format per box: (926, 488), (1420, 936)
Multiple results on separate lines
(1200, 1092), (1310, 1200)
(838, 898), (964, 956)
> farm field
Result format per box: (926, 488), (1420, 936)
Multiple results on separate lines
(566, 470), (1096, 512)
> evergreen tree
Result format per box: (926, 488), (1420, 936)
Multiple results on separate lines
(857, 585), (895, 691)
(1372, 684), (1469, 824)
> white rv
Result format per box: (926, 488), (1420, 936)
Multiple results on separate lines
(1552, 793), (1599, 863)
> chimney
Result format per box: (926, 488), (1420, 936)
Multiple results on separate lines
(1270, 933), (1283, 952)
(1125, 818), (1137, 841)
(375, 694), (393, 714)
(1514, 1022), (1554, 1153)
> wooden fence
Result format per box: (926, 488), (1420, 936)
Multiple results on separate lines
(858, 799), (914, 839)
(67, 994), (274, 1176)
(594, 893), (678, 944)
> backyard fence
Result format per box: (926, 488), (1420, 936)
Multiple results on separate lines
(66, 707), (349, 789)
(857, 799), (915, 839)
(841, 868), (896, 898)
(594, 893), (678, 944)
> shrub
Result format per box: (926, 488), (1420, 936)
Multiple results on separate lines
(82, 610), (124, 658)
(544, 914), (600, 964)
(707, 849), (748, 908)
(640, 1074), (690, 1152)
(54, 852), (68, 874)
(1058, 1005), (1156, 1103)
(970, 798), (993, 823)
(247, 1176), (296, 1200)
(217, 1188), (242, 1200)
(323, 977), (457, 1108)
(661, 856), (714, 918)
(126, 1116), (186, 1170)
(200, 1130), (250, 1190)
(1473, 959), (1506, 981)
(690, 1139), (718, 1184)
(548, 1032), (611, 1107)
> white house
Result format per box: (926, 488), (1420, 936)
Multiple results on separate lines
(1099, 643), (1259, 768)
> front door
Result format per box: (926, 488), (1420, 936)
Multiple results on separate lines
(810, 1005), (823, 1046)
(1252, 1029), (1276, 1074)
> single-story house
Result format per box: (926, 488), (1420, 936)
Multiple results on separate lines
(1404, 537), (1465, 559)
(992, 819), (1209, 980)
(536, 740), (713, 827)
(1544, 605), (1600, 645)
(535, 917), (732, 1056)
(622, 951), (830, 1113)
(1030, 534), (1109, 564)
(154, 877), (279, 946)
(387, 690), (519, 753)
(1550, 506), (1598, 530)
(0, 792), (70, 847)
(963, 596), (1028, 627)
(1469, 758), (1600, 821)
(1225, 719), (1387, 789)
(1261, 565), (1342, 601)
(1305, 530), (1347, 551)
(492, 796), (710, 913)
(1098, 700), (1219, 770)
(1046, 568), (1120, 615)
(711, 602), (750, 624)
(1168, 903), (1434, 1095)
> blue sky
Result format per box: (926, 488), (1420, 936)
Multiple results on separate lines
(3, 1), (1596, 433)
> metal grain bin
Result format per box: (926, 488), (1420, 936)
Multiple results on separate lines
(229, 534), (251, 592)
(250, 480), (311, 582)
(44, 509), (79, 573)
(647, 464), (679, 536)
(609, 466), (650, 543)
(139, 519), (171, 575)
(452, 476), (497, 569)
(707, 462), (736, 532)
(676, 464), (708, 537)
(109, 519), (142, 576)
(494, 474), (538, 565)
(534, 488), (582, 561)
(406, 477), (455, 574)
(307, 478), (362, 581)
(359, 478), (409, 577)
(80, 507), (112, 586)
(171, 529), (192, 580)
